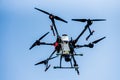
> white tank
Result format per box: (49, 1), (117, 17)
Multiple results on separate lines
(61, 34), (70, 54)
(61, 34), (69, 41)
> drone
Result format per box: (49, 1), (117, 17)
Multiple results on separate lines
(29, 7), (106, 75)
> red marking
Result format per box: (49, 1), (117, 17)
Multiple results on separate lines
(50, 15), (53, 19)
(54, 42), (58, 47)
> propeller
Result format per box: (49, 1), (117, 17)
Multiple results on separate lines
(35, 59), (48, 65)
(76, 36), (106, 48)
(92, 36), (106, 44)
(72, 19), (106, 22)
(87, 36), (106, 48)
(35, 59), (50, 72)
(34, 7), (68, 23)
(35, 49), (57, 72)
(35, 55), (58, 66)
(29, 32), (49, 50)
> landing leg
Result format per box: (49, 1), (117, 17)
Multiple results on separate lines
(60, 55), (62, 67)
(70, 56), (73, 67)
(71, 54), (80, 75)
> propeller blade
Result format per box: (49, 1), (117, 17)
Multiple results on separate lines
(72, 19), (87, 22)
(76, 37), (106, 48)
(29, 32), (49, 50)
(91, 19), (106, 21)
(45, 65), (51, 72)
(92, 37), (106, 44)
(35, 60), (48, 65)
(35, 7), (68, 23)
(29, 40), (40, 50)
(39, 32), (49, 41)
(54, 16), (68, 23)
(29, 43), (35, 50)
(88, 36), (106, 48)
(72, 19), (106, 22)
(35, 55), (58, 66)
(34, 7), (50, 15)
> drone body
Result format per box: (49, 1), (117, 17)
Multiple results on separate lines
(29, 7), (106, 75)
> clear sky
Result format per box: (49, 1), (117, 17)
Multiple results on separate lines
(0, 0), (120, 80)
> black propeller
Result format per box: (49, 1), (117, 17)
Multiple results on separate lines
(92, 36), (106, 44)
(34, 7), (68, 37)
(35, 55), (58, 65)
(72, 19), (106, 22)
(35, 59), (48, 65)
(29, 32), (49, 50)
(34, 7), (68, 23)
(88, 36), (106, 48)
(76, 36), (106, 48)
(35, 58), (50, 72)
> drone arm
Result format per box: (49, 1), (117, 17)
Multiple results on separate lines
(39, 42), (54, 46)
(47, 49), (57, 61)
(76, 44), (94, 48)
(74, 24), (90, 44)
(75, 45), (87, 48)
(50, 18), (59, 37)
(29, 42), (53, 50)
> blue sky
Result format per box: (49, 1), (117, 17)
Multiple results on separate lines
(0, 0), (120, 80)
